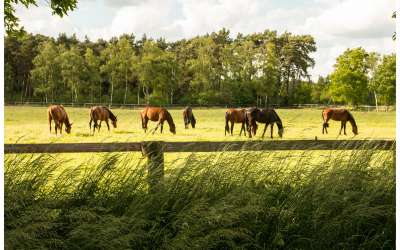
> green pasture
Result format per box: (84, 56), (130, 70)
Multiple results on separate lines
(5, 106), (396, 144)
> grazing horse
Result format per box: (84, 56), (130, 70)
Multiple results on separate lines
(322, 108), (358, 135)
(141, 107), (176, 134)
(246, 108), (284, 139)
(47, 105), (73, 135)
(183, 106), (196, 129)
(225, 108), (247, 136)
(89, 106), (117, 134)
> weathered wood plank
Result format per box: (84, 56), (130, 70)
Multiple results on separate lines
(4, 140), (395, 154)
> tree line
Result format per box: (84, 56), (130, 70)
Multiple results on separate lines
(5, 29), (395, 107)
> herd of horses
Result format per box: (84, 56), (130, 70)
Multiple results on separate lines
(47, 105), (358, 137)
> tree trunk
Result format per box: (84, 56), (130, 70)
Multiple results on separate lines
(265, 95), (268, 108)
(374, 91), (379, 112)
(124, 69), (128, 104)
(137, 82), (140, 105)
(170, 88), (173, 105)
(110, 81), (114, 108)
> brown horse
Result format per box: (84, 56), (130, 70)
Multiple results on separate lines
(322, 108), (358, 135)
(245, 108), (283, 139)
(183, 106), (196, 129)
(89, 106), (117, 134)
(225, 108), (247, 136)
(47, 105), (73, 135)
(141, 107), (176, 134)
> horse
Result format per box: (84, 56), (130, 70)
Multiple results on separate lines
(183, 106), (196, 129)
(225, 108), (247, 136)
(322, 108), (358, 135)
(89, 106), (117, 134)
(47, 105), (73, 135)
(245, 108), (283, 139)
(141, 107), (176, 134)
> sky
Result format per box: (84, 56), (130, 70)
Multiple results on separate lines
(15, 0), (396, 80)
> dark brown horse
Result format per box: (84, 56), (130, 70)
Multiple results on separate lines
(89, 106), (117, 134)
(225, 108), (247, 136)
(245, 108), (283, 139)
(183, 106), (196, 129)
(141, 107), (176, 134)
(47, 105), (73, 135)
(322, 108), (358, 135)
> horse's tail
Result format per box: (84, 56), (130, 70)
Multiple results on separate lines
(190, 113), (196, 128)
(225, 112), (230, 135)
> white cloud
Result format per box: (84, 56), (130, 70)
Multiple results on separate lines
(15, 4), (80, 37)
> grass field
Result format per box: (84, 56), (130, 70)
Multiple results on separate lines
(5, 106), (395, 249)
(5, 106), (396, 144)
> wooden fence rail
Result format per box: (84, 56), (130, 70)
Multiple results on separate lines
(4, 140), (395, 192)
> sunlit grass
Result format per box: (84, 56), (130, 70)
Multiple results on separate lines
(5, 144), (395, 249)
(5, 106), (395, 144)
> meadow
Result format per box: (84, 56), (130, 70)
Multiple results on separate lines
(4, 106), (396, 249)
(5, 106), (396, 144)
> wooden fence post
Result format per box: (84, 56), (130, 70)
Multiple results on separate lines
(141, 141), (164, 192)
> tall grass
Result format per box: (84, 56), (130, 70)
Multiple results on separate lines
(5, 146), (395, 249)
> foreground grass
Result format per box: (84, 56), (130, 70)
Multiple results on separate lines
(5, 146), (395, 249)
(5, 106), (395, 144)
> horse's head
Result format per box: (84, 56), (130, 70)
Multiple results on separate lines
(277, 123), (284, 138)
(112, 117), (117, 128)
(352, 125), (358, 135)
(170, 123), (176, 134)
(190, 116), (196, 128)
(65, 122), (73, 134)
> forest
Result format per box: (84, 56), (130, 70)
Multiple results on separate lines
(4, 29), (395, 106)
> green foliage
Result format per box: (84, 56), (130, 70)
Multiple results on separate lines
(329, 48), (372, 105)
(5, 146), (395, 249)
(5, 31), (394, 106)
(370, 54), (396, 105)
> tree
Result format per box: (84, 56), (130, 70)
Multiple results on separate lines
(329, 48), (371, 105)
(59, 46), (87, 103)
(370, 54), (396, 106)
(84, 48), (101, 103)
(5, 0), (77, 34)
(30, 40), (60, 102)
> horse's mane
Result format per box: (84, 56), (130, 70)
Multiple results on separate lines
(347, 111), (357, 127)
(103, 106), (117, 121)
(271, 109), (283, 128)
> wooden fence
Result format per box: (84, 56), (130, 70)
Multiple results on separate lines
(4, 140), (395, 192)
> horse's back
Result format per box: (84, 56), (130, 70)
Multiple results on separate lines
(48, 105), (67, 121)
(226, 108), (246, 122)
(323, 108), (350, 121)
(143, 106), (166, 121)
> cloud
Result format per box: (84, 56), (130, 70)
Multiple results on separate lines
(15, 4), (79, 37)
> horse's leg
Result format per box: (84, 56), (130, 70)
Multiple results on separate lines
(160, 121), (164, 133)
(343, 121), (347, 135)
(270, 123), (274, 139)
(49, 118), (52, 134)
(55, 122), (58, 135)
(339, 122), (344, 135)
(262, 123), (268, 138)
(89, 118), (92, 130)
(60, 123), (63, 134)
(239, 123), (243, 136)
(106, 119), (110, 131)
(243, 122), (246, 136)
(98, 121), (102, 132)
(230, 121), (234, 135)
(144, 117), (149, 133)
